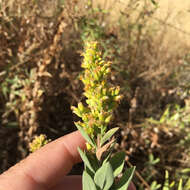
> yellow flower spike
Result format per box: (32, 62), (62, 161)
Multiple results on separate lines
(71, 41), (135, 190)
(72, 41), (122, 151)
(29, 134), (50, 153)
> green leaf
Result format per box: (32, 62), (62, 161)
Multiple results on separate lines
(150, 181), (161, 190)
(147, 117), (160, 125)
(184, 178), (190, 190)
(83, 170), (97, 190)
(78, 147), (95, 173)
(181, 168), (190, 173)
(86, 153), (100, 172)
(115, 167), (135, 190)
(110, 151), (125, 177)
(102, 152), (111, 165)
(160, 107), (170, 123)
(75, 122), (96, 147)
(5, 122), (18, 128)
(163, 171), (170, 190)
(178, 179), (183, 190)
(101, 127), (119, 146)
(94, 162), (114, 190)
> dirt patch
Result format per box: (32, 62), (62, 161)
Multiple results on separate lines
(95, 0), (190, 44)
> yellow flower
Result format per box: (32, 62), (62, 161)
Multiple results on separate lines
(29, 134), (50, 152)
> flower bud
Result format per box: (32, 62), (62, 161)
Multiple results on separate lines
(78, 102), (84, 112)
(105, 115), (112, 123)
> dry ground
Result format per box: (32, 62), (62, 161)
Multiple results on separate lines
(95, 0), (190, 44)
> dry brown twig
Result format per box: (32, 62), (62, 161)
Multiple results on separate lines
(18, 9), (67, 146)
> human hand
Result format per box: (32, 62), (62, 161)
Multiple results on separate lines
(0, 131), (136, 190)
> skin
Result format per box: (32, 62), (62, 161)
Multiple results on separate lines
(0, 131), (136, 190)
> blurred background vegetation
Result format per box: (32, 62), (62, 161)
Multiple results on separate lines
(0, 0), (190, 189)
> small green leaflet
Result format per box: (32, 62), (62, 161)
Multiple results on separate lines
(83, 170), (97, 190)
(94, 162), (114, 190)
(178, 179), (183, 190)
(184, 178), (190, 190)
(102, 152), (111, 165)
(78, 147), (95, 173)
(163, 171), (170, 190)
(101, 127), (119, 146)
(150, 181), (161, 190)
(110, 151), (125, 177)
(75, 122), (96, 148)
(86, 153), (99, 172)
(115, 166), (135, 190)
(160, 107), (170, 123)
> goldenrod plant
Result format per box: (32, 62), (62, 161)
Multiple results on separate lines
(72, 41), (135, 190)
(29, 134), (50, 153)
